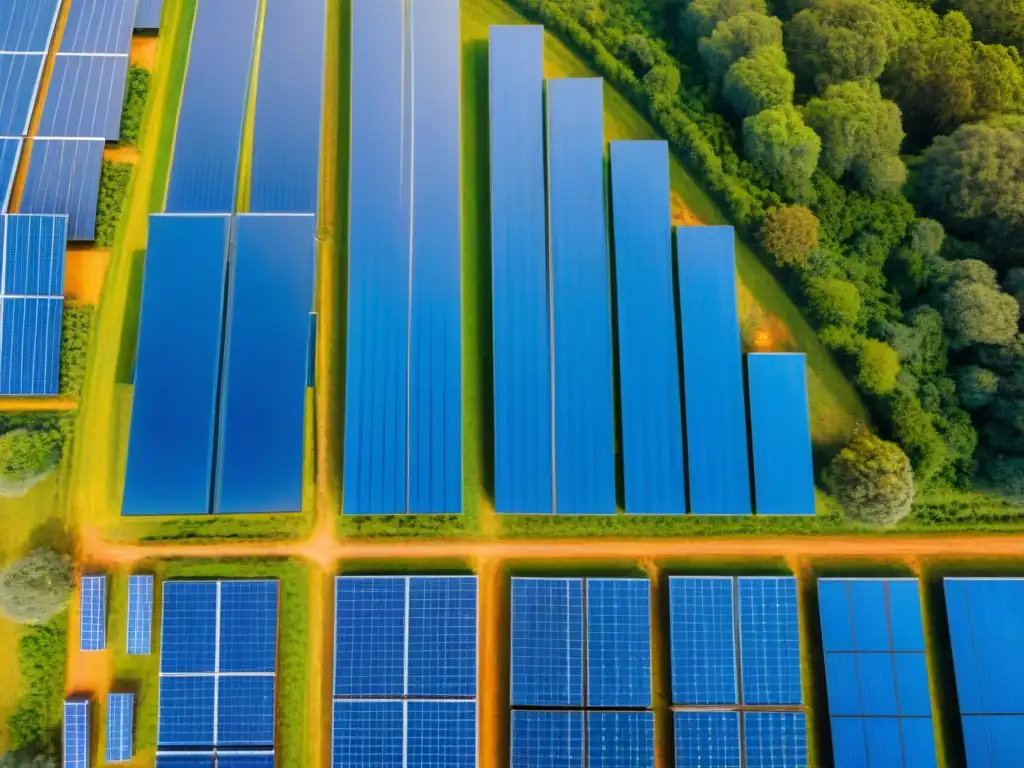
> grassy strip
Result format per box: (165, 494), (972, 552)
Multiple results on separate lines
(59, 305), (93, 397)
(94, 161), (132, 249)
(5, 615), (67, 756)
(337, 514), (472, 539)
(119, 65), (151, 147)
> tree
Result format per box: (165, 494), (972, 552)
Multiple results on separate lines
(761, 205), (819, 267)
(0, 429), (60, 497)
(723, 46), (795, 118)
(0, 550), (74, 624)
(784, 0), (896, 91)
(0, 751), (59, 768)
(803, 276), (862, 325)
(643, 64), (681, 99)
(698, 12), (784, 83)
(743, 106), (821, 200)
(949, 0), (1024, 49)
(857, 339), (901, 394)
(824, 429), (915, 526)
(944, 281), (1020, 349)
(682, 0), (770, 41)
(958, 366), (1000, 409)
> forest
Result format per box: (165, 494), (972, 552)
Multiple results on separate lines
(509, 0), (1024, 517)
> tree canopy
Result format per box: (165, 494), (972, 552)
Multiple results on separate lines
(761, 204), (820, 267)
(743, 105), (820, 199)
(0, 429), (60, 497)
(682, 0), (769, 40)
(0, 550), (74, 625)
(723, 45), (795, 118)
(857, 339), (901, 394)
(0, 752), (58, 768)
(825, 429), (916, 526)
(698, 11), (784, 82)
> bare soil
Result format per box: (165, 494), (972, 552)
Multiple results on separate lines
(64, 249), (110, 305)
(130, 36), (159, 70)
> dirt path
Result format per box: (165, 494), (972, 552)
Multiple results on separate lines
(64, 249), (111, 304)
(130, 36), (159, 70)
(104, 146), (141, 164)
(0, 397), (76, 412)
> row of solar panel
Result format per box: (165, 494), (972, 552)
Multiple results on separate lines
(166, 0), (323, 213)
(488, 25), (814, 516)
(63, 693), (135, 768)
(123, 214), (316, 515)
(78, 573), (153, 653)
(342, 0), (462, 515)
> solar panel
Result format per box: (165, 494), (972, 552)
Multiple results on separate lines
(743, 712), (807, 768)
(3, 213), (67, 296)
(160, 581), (217, 674)
(738, 577), (802, 706)
(510, 578), (584, 706)
(0, 53), (44, 134)
(134, 0), (164, 31)
(510, 710), (583, 768)
(217, 676), (276, 747)
(0, 296), (63, 395)
(219, 580), (279, 673)
(158, 675), (216, 747)
(106, 692), (134, 763)
(586, 579), (652, 707)
(0, 138), (21, 208)
(63, 699), (89, 768)
(406, 576), (477, 698)
(216, 755), (277, 768)
(127, 574), (154, 655)
(332, 700), (404, 768)
(39, 54), (129, 140)
(406, 700), (476, 768)
(59, 0), (135, 54)
(673, 711), (741, 768)
(21, 138), (104, 241)
(80, 574), (107, 651)
(155, 755), (214, 768)
(0, 0), (62, 52)
(669, 577), (737, 706)
(586, 711), (654, 768)
(333, 576), (406, 697)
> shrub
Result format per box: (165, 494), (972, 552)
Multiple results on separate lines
(803, 276), (861, 326)
(59, 305), (92, 397)
(0, 550), (74, 624)
(958, 366), (1000, 409)
(944, 280), (1019, 349)
(94, 162), (132, 248)
(6, 617), (66, 752)
(761, 204), (819, 267)
(742, 106), (820, 200)
(119, 65), (150, 147)
(0, 751), (58, 768)
(0, 429), (60, 497)
(856, 339), (900, 395)
(723, 46), (795, 118)
(825, 429), (915, 526)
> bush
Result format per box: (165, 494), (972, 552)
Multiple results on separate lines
(958, 365), (1000, 409)
(0, 429), (60, 496)
(723, 45), (795, 118)
(825, 429), (915, 526)
(944, 280), (1020, 349)
(94, 161), (132, 248)
(804, 276), (861, 326)
(742, 106), (820, 200)
(119, 65), (150, 147)
(59, 305), (92, 397)
(6, 617), (66, 752)
(857, 339), (900, 395)
(761, 204), (819, 267)
(0, 550), (74, 624)
(0, 751), (58, 768)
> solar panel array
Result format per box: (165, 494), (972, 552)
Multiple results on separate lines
(156, 580), (279, 765)
(343, 0), (463, 516)
(509, 578), (654, 767)
(39, 54), (130, 141)
(134, 0), (164, 31)
(669, 577), (807, 768)
(106, 692), (135, 763)
(945, 578), (1024, 766)
(818, 578), (937, 767)
(21, 137), (105, 241)
(80, 573), (107, 651)
(0, 214), (66, 395)
(127, 573), (154, 654)
(63, 698), (89, 768)
(332, 576), (478, 767)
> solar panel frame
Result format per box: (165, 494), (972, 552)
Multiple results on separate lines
(80, 574), (107, 651)
(0, 0), (62, 53)
(63, 699), (89, 768)
(106, 692), (135, 763)
(38, 54), (129, 140)
(737, 577), (802, 706)
(585, 578), (652, 708)
(0, 138), (22, 209)
(126, 574), (154, 655)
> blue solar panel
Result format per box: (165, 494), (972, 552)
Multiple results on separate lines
(217, 676), (276, 746)
(60, 0), (135, 54)
(887, 579), (925, 652)
(160, 581), (217, 674)
(3, 214), (67, 296)
(962, 715), (1024, 767)
(511, 710), (583, 768)
(673, 711), (741, 768)
(158, 675), (215, 747)
(332, 700), (403, 768)
(747, 354), (815, 515)
(676, 226), (752, 515)
(249, 0), (324, 213)
(0, 296), (63, 395)
(215, 215), (316, 514)
(0, 53), (44, 134)
(586, 579), (651, 707)
(738, 577), (802, 706)
(744, 712), (807, 768)
(63, 699), (89, 768)
(21, 138), (104, 241)
(127, 574), (154, 655)
(333, 577), (406, 697)
(894, 653), (932, 717)
(407, 576), (478, 698)
(0, 139), (22, 208)
(609, 140), (686, 515)
(848, 580), (890, 652)
(165, 0), (258, 212)
(80, 574), (107, 650)
(155, 756), (213, 768)
(586, 711), (654, 768)
(669, 577), (737, 706)
(216, 756), (276, 768)
(510, 578), (584, 707)
(0, 0), (61, 52)
(900, 718), (938, 766)
(219, 580), (279, 673)
(106, 692), (134, 763)
(489, 25), (553, 516)
(546, 77), (615, 515)
(39, 54), (129, 140)
(406, 701), (476, 768)
(134, 0), (164, 31)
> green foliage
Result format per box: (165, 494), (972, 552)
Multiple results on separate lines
(985, 454), (1024, 502)
(723, 45), (795, 117)
(825, 429), (916, 525)
(784, 0), (897, 91)
(944, 280), (1020, 349)
(761, 204), (819, 267)
(857, 338), (901, 394)
(698, 11), (784, 82)
(59, 305), (92, 396)
(0, 550), (74, 624)
(95, 161), (132, 248)
(682, 0), (769, 40)
(958, 365), (1000, 409)
(949, 0), (1024, 49)
(643, 63), (681, 98)
(119, 65), (150, 147)
(6, 617), (66, 753)
(804, 275), (862, 325)
(887, 388), (948, 482)
(743, 105), (820, 199)
(0, 751), (58, 768)
(0, 429), (60, 496)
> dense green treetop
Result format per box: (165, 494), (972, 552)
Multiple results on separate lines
(761, 204), (820, 267)
(948, 0), (1024, 49)
(0, 550), (74, 625)
(723, 45), (795, 117)
(743, 105), (820, 199)
(825, 429), (916, 525)
(698, 11), (784, 82)
(683, 0), (770, 40)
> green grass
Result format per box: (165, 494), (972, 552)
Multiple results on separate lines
(5, 615), (68, 756)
